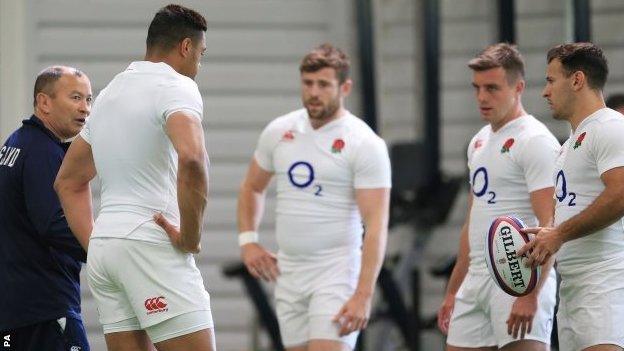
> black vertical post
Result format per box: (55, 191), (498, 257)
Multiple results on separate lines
(423, 0), (440, 182)
(355, 3), (376, 350)
(356, 0), (378, 133)
(497, 0), (516, 43)
(573, 0), (591, 42)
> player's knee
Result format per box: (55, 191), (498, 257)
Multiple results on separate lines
(307, 339), (351, 351)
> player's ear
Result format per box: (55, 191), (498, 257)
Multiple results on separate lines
(179, 38), (193, 58)
(515, 79), (525, 95)
(340, 79), (353, 97)
(36, 92), (53, 114)
(571, 71), (585, 91)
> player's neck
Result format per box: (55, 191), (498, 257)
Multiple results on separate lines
(569, 93), (606, 131)
(490, 104), (527, 132)
(309, 108), (346, 130)
(144, 52), (180, 73)
(34, 111), (66, 141)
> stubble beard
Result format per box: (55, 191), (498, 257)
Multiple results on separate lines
(305, 97), (340, 122)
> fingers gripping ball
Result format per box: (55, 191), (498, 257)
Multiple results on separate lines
(485, 216), (540, 297)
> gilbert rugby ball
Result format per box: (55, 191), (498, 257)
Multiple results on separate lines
(485, 216), (539, 297)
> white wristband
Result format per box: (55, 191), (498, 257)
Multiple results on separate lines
(238, 231), (259, 246)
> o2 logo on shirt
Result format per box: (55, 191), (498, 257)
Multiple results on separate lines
(555, 170), (576, 206)
(472, 167), (496, 204)
(287, 161), (322, 196)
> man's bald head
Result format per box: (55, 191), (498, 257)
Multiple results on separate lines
(33, 66), (86, 108)
(32, 65), (92, 140)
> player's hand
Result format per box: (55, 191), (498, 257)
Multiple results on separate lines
(518, 227), (563, 269)
(437, 293), (455, 335)
(332, 291), (372, 336)
(153, 213), (201, 253)
(507, 294), (537, 339)
(241, 243), (279, 282)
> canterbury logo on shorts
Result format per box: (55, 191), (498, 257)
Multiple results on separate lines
(144, 296), (168, 315)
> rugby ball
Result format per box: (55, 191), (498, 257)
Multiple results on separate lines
(485, 216), (539, 297)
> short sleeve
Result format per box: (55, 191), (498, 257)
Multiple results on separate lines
(467, 135), (477, 164)
(353, 136), (392, 189)
(158, 80), (203, 122)
(592, 120), (624, 175)
(466, 135), (477, 185)
(253, 124), (277, 172)
(517, 134), (560, 192)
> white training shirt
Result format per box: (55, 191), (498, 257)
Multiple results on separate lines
(81, 61), (203, 243)
(254, 109), (391, 267)
(554, 108), (624, 276)
(467, 115), (560, 274)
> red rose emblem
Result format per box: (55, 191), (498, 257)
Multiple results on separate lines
(573, 132), (586, 149)
(501, 138), (515, 153)
(331, 139), (345, 153)
(281, 130), (294, 141)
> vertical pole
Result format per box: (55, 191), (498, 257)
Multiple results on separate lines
(356, 0), (378, 132)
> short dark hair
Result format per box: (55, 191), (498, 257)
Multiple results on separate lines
(468, 43), (525, 84)
(299, 43), (350, 84)
(146, 4), (207, 52)
(33, 66), (84, 107)
(546, 42), (608, 91)
(606, 93), (624, 110)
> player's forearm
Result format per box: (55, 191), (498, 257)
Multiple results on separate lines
(355, 216), (388, 297)
(529, 208), (556, 296)
(56, 182), (93, 251)
(529, 256), (555, 297)
(557, 186), (624, 242)
(537, 216), (554, 228)
(527, 193), (556, 296)
(237, 181), (266, 232)
(177, 156), (208, 252)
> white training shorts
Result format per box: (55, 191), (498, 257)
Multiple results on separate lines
(86, 237), (213, 342)
(558, 261), (624, 351)
(275, 254), (360, 348)
(447, 270), (556, 348)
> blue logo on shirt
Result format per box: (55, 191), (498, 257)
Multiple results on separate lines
(288, 161), (315, 188)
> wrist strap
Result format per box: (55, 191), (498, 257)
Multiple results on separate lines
(238, 231), (259, 246)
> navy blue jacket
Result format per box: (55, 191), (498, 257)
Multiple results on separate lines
(0, 115), (86, 331)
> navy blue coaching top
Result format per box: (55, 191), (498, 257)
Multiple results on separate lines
(0, 115), (86, 331)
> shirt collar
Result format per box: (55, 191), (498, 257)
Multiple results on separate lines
(575, 107), (608, 132)
(22, 115), (70, 149)
(126, 61), (178, 75)
(491, 114), (529, 135)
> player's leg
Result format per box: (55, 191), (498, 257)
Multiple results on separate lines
(275, 269), (311, 350)
(583, 346), (624, 351)
(305, 313), (358, 351)
(447, 273), (497, 350)
(306, 261), (360, 351)
(490, 271), (556, 351)
(88, 239), (150, 351)
(143, 310), (214, 351)
(120, 241), (215, 349)
(285, 345), (308, 351)
(308, 339), (351, 351)
(499, 340), (548, 351)
(558, 269), (624, 351)
(152, 328), (216, 351)
(104, 329), (154, 351)
(447, 346), (496, 351)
